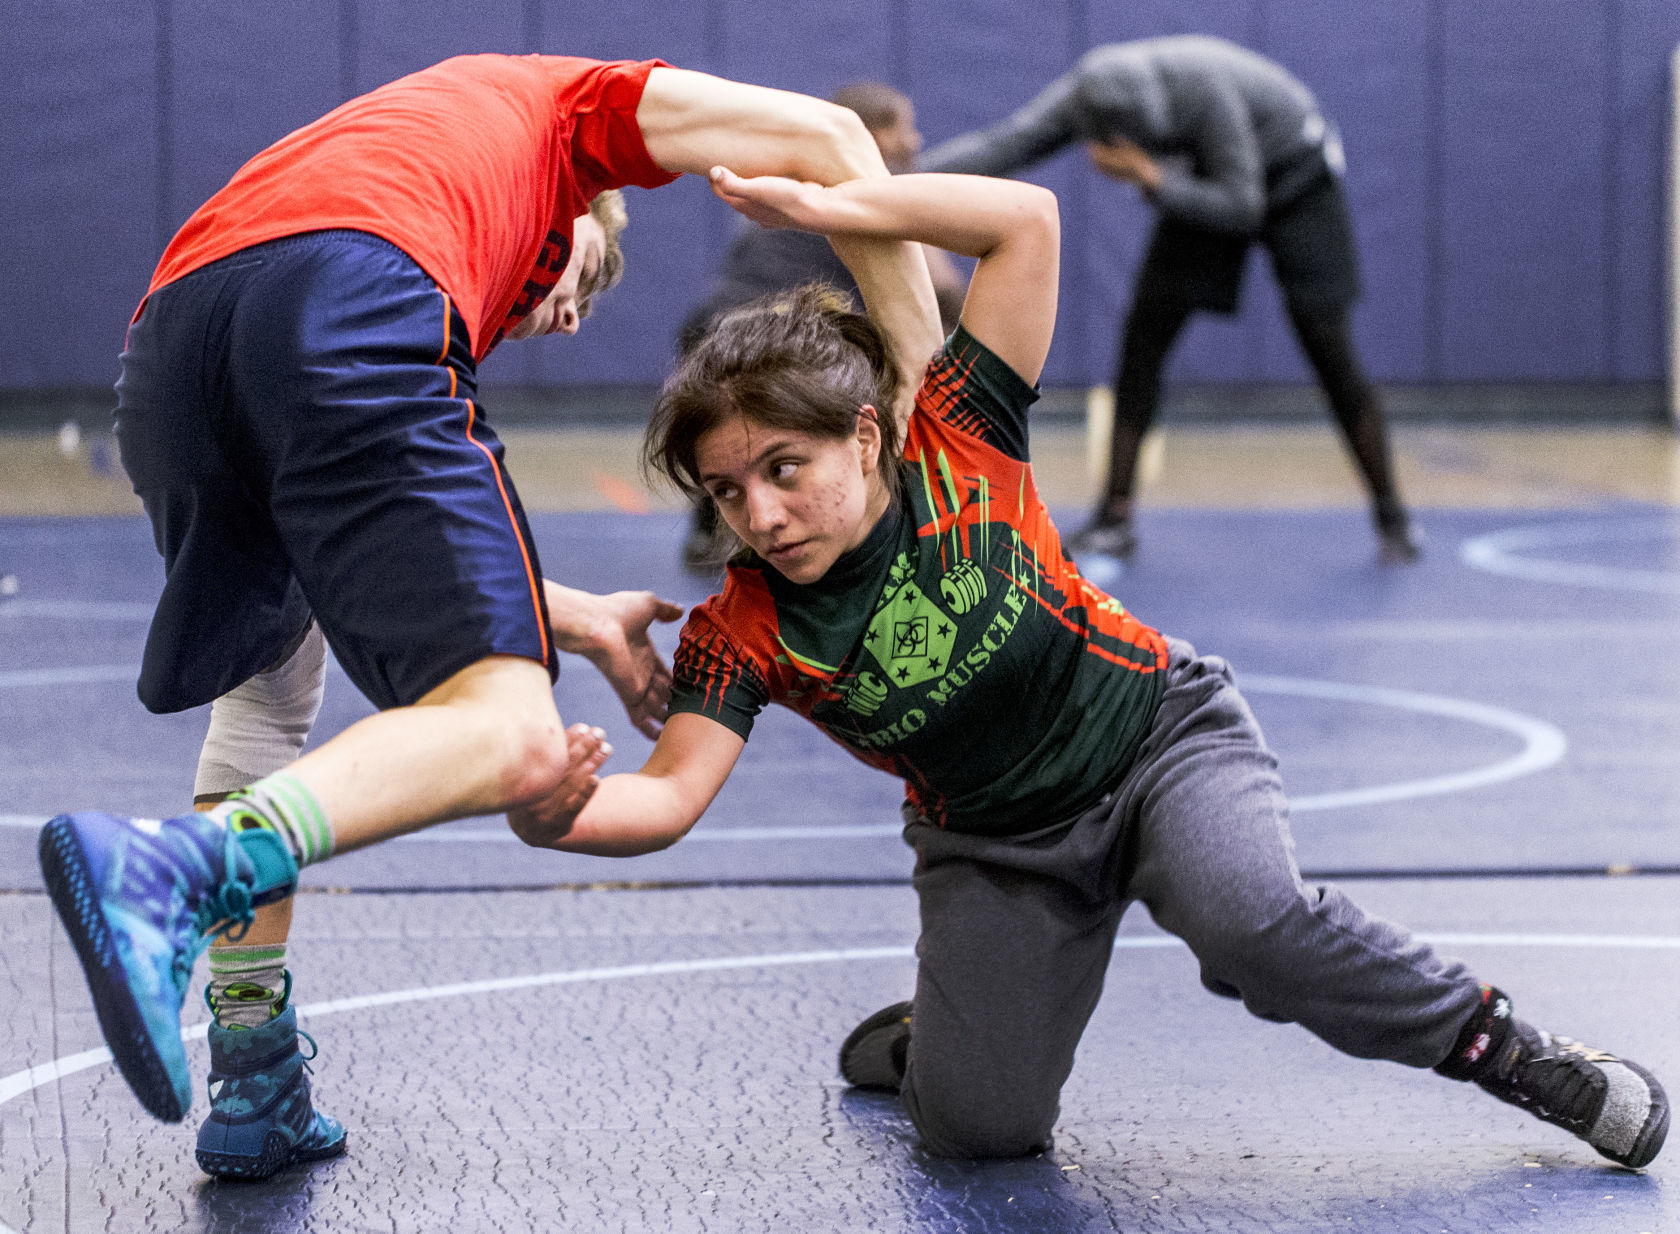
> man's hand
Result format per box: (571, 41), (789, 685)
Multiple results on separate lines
(1087, 138), (1162, 193)
(506, 723), (612, 848)
(545, 582), (684, 738)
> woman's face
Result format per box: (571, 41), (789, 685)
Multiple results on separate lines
(695, 411), (888, 585)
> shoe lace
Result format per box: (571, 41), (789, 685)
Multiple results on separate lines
(172, 827), (258, 990)
(202, 967), (292, 1022)
(1502, 1032), (1607, 1127)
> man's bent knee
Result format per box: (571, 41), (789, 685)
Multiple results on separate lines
(195, 621), (328, 801)
(485, 711), (571, 808)
(417, 655), (571, 809)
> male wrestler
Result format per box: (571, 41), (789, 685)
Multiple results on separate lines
(39, 52), (936, 1180)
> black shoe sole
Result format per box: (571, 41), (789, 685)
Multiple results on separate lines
(198, 1131), (348, 1182)
(1378, 534), (1422, 565)
(1067, 524), (1138, 560)
(838, 1001), (912, 1091)
(38, 818), (186, 1123)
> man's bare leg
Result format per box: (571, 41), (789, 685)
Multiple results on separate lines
(282, 654), (601, 850)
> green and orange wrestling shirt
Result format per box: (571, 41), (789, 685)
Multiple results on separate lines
(669, 326), (1169, 836)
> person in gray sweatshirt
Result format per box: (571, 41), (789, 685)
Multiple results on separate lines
(922, 35), (1419, 563)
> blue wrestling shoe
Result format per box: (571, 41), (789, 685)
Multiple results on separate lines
(196, 983), (346, 1180)
(37, 811), (298, 1123)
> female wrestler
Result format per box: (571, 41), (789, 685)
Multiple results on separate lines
(516, 164), (1666, 1170)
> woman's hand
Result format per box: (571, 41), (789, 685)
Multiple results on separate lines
(506, 723), (613, 848)
(708, 166), (836, 231)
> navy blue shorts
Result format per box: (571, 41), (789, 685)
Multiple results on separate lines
(115, 230), (557, 714)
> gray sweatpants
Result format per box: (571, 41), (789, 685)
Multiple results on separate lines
(897, 638), (1484, 1158)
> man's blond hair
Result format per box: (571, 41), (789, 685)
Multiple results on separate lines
(579, 190), (628, 317)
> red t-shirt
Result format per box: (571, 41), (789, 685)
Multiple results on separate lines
(147, 54), (678, 360)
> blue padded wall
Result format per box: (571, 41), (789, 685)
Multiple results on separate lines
(166, 3), (345, 253)
(2, 0), (1677, 394)
(1261, 1), (1433, 384)
(1, 5), (161, 388)
(1439, 1), (1610, 380)
(1612, 0), (1675, 381)
(906, 0), (1093, 386)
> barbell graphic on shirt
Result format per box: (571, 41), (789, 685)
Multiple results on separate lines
(939, 559), (989, 614)
(844, 671), (889, 717)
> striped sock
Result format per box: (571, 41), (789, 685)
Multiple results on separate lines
(205, 771), (335, 867)
(208, 944), (289, 1029)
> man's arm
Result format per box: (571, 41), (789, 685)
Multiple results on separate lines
(639, 68), (884, 183)
(827, 234), (944, 421)
(918, 70), (1084, 177)
(638, 68), (939, 418)
(922, 245), (968, 336)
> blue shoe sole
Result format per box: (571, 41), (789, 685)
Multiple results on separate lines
(197, 1130), (347, 1182)
(38, 816), (187, 1123)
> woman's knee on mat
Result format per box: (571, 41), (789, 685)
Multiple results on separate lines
(903, 1074), (1057, 1160)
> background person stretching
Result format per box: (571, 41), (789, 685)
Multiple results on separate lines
(38, 54), (935, 1185)
(512, 164), (1664, 1173)
(921, 35), (1420, 564)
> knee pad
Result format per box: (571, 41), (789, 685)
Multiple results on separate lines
(194, 622), (327, 800)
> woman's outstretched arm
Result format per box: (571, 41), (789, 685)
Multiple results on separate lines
(709, 169), (1059, 388)
(506, 712), (745, 858)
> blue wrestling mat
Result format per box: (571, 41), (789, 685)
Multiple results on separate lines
(1, 507), (1676, 1234)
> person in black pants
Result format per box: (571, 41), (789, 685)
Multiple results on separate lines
(922, 35), (1419, 563)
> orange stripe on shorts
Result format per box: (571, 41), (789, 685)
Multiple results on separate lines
(438, 291), (550, 665)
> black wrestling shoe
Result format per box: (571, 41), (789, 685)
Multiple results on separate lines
(1065, 516), (1137, 560)
(1377, 527), (1422, 564)
(1475, 1020), (1669, 1169)
(680, 502), (737, 576)
(838, 1001), (911, 1092)
(1374, 505), (1422, 564)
